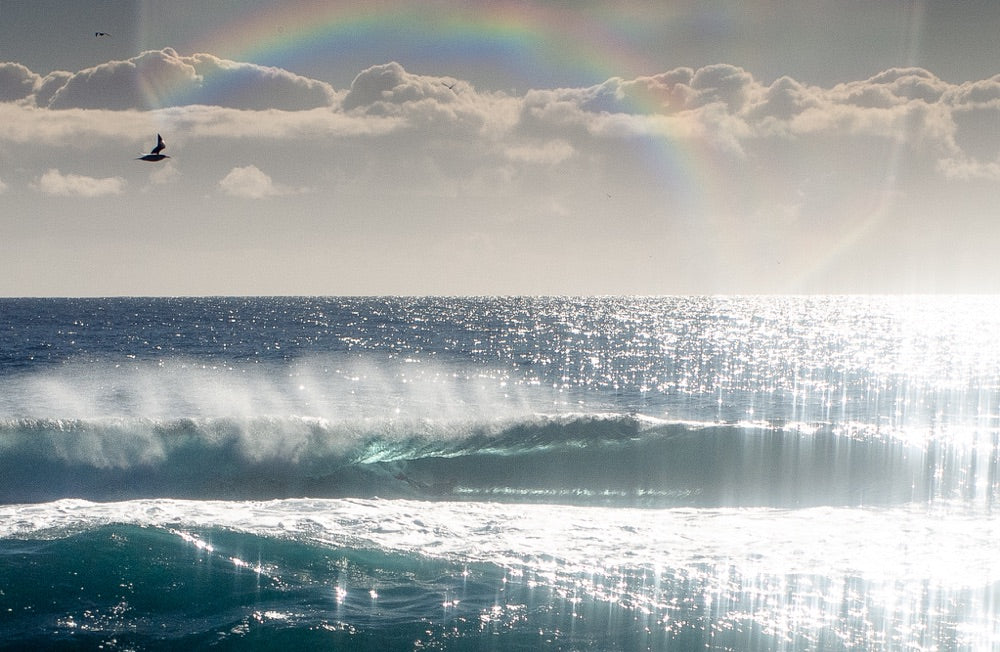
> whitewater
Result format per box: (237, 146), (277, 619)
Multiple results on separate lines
(1, 296), (999, 650)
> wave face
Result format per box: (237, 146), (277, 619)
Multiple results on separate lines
(3, 296), (1000, 650)
(0, 413), (961, 507)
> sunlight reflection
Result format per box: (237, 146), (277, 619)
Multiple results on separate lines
(473, 498), (1000, 649)
(172, 529), (214, 553)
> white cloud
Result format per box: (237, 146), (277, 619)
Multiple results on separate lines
(39, 48), (337, 111)
(689, 64), (755, 111)
(218, 165), (301, 198)
(0, 104), (149, 145)
(4, 55), (1000, 197)
(342, 61), (455, 111)
(829, 68), (948, 109)
(33, 169), (125, 197)
(46, 49), (197, 110)
(340, 62), (521, 138)
(182, 53), (338, 109)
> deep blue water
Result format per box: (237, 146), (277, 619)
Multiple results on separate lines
(2, 296), (999, 650)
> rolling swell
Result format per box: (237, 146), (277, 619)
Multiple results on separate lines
(0, 523), (490, 651)
(0, 414), (972, 507)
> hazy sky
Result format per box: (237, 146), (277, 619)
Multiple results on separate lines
(2, 0), (1000, 296)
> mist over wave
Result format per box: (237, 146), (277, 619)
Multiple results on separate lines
(0, 354), (568, 421)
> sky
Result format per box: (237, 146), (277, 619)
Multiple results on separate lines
(2, 0), (1000, 296)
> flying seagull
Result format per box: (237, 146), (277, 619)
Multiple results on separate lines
(95, 32), (111, 37)
(137, 134), (169, 162)
(441, 81), (457, 90)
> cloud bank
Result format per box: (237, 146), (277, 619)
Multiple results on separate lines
(1, 48), (995, 180)
(2, 50), (1000, 238)
(37, 48), (337, 111)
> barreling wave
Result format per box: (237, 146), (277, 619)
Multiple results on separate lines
(0, 412), (993, 507)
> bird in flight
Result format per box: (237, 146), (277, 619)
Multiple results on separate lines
(137, 134), (169, 162)
(441, 81), (457, 90)
(95, 32), (111, 37)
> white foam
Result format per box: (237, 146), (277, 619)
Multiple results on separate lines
(3, 497), (998, 589)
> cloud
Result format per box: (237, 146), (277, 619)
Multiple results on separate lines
(0, 102), (400, 154)
(339, 62), (517, 138)
(514, 63), (978, 171)
(593, 70), (697, 115)
(45, 49), (196, 110)
(573, 65), (757, 117)
(160, 104), (401, 139)
(341, 61), (452, 112)
(0, 63), (39, 102)
(148, 161), (180, 185)
(936, 156), (1000, 181)
(503, 139), (575, 164)
(33, 71), (72, 107)
(33, 169), (125, 197)
(181, 53), (337, 110)
(4, 53), (1000, 193)
(689, 64), (755, 111)
(218, 165), (301, 198)
(747, 76), (821, 124)
(39, 48), (336, 110)
(829, 68), (948, 109)
(944, 76), (1000, 107)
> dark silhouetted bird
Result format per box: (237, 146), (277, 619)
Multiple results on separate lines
(137, 134), (169, 162)
(95, 32), (111, 37)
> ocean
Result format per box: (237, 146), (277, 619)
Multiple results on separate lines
(1, 296), (998, 650)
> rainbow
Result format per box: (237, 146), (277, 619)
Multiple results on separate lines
(169, 3), (660, 90)
(122, 3), (933, 293)
(137, 1), (746, 288)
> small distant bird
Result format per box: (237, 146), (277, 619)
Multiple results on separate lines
(137, 134), (169, 162)
(441, 81), (457, 90)
(95, 32), (111, 37)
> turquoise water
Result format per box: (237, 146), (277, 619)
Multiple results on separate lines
(2, 296), (999, 650)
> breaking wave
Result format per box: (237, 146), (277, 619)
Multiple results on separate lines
(0, 412), (983, 507)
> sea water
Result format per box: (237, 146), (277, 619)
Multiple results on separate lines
(1, 296), (998, 650)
